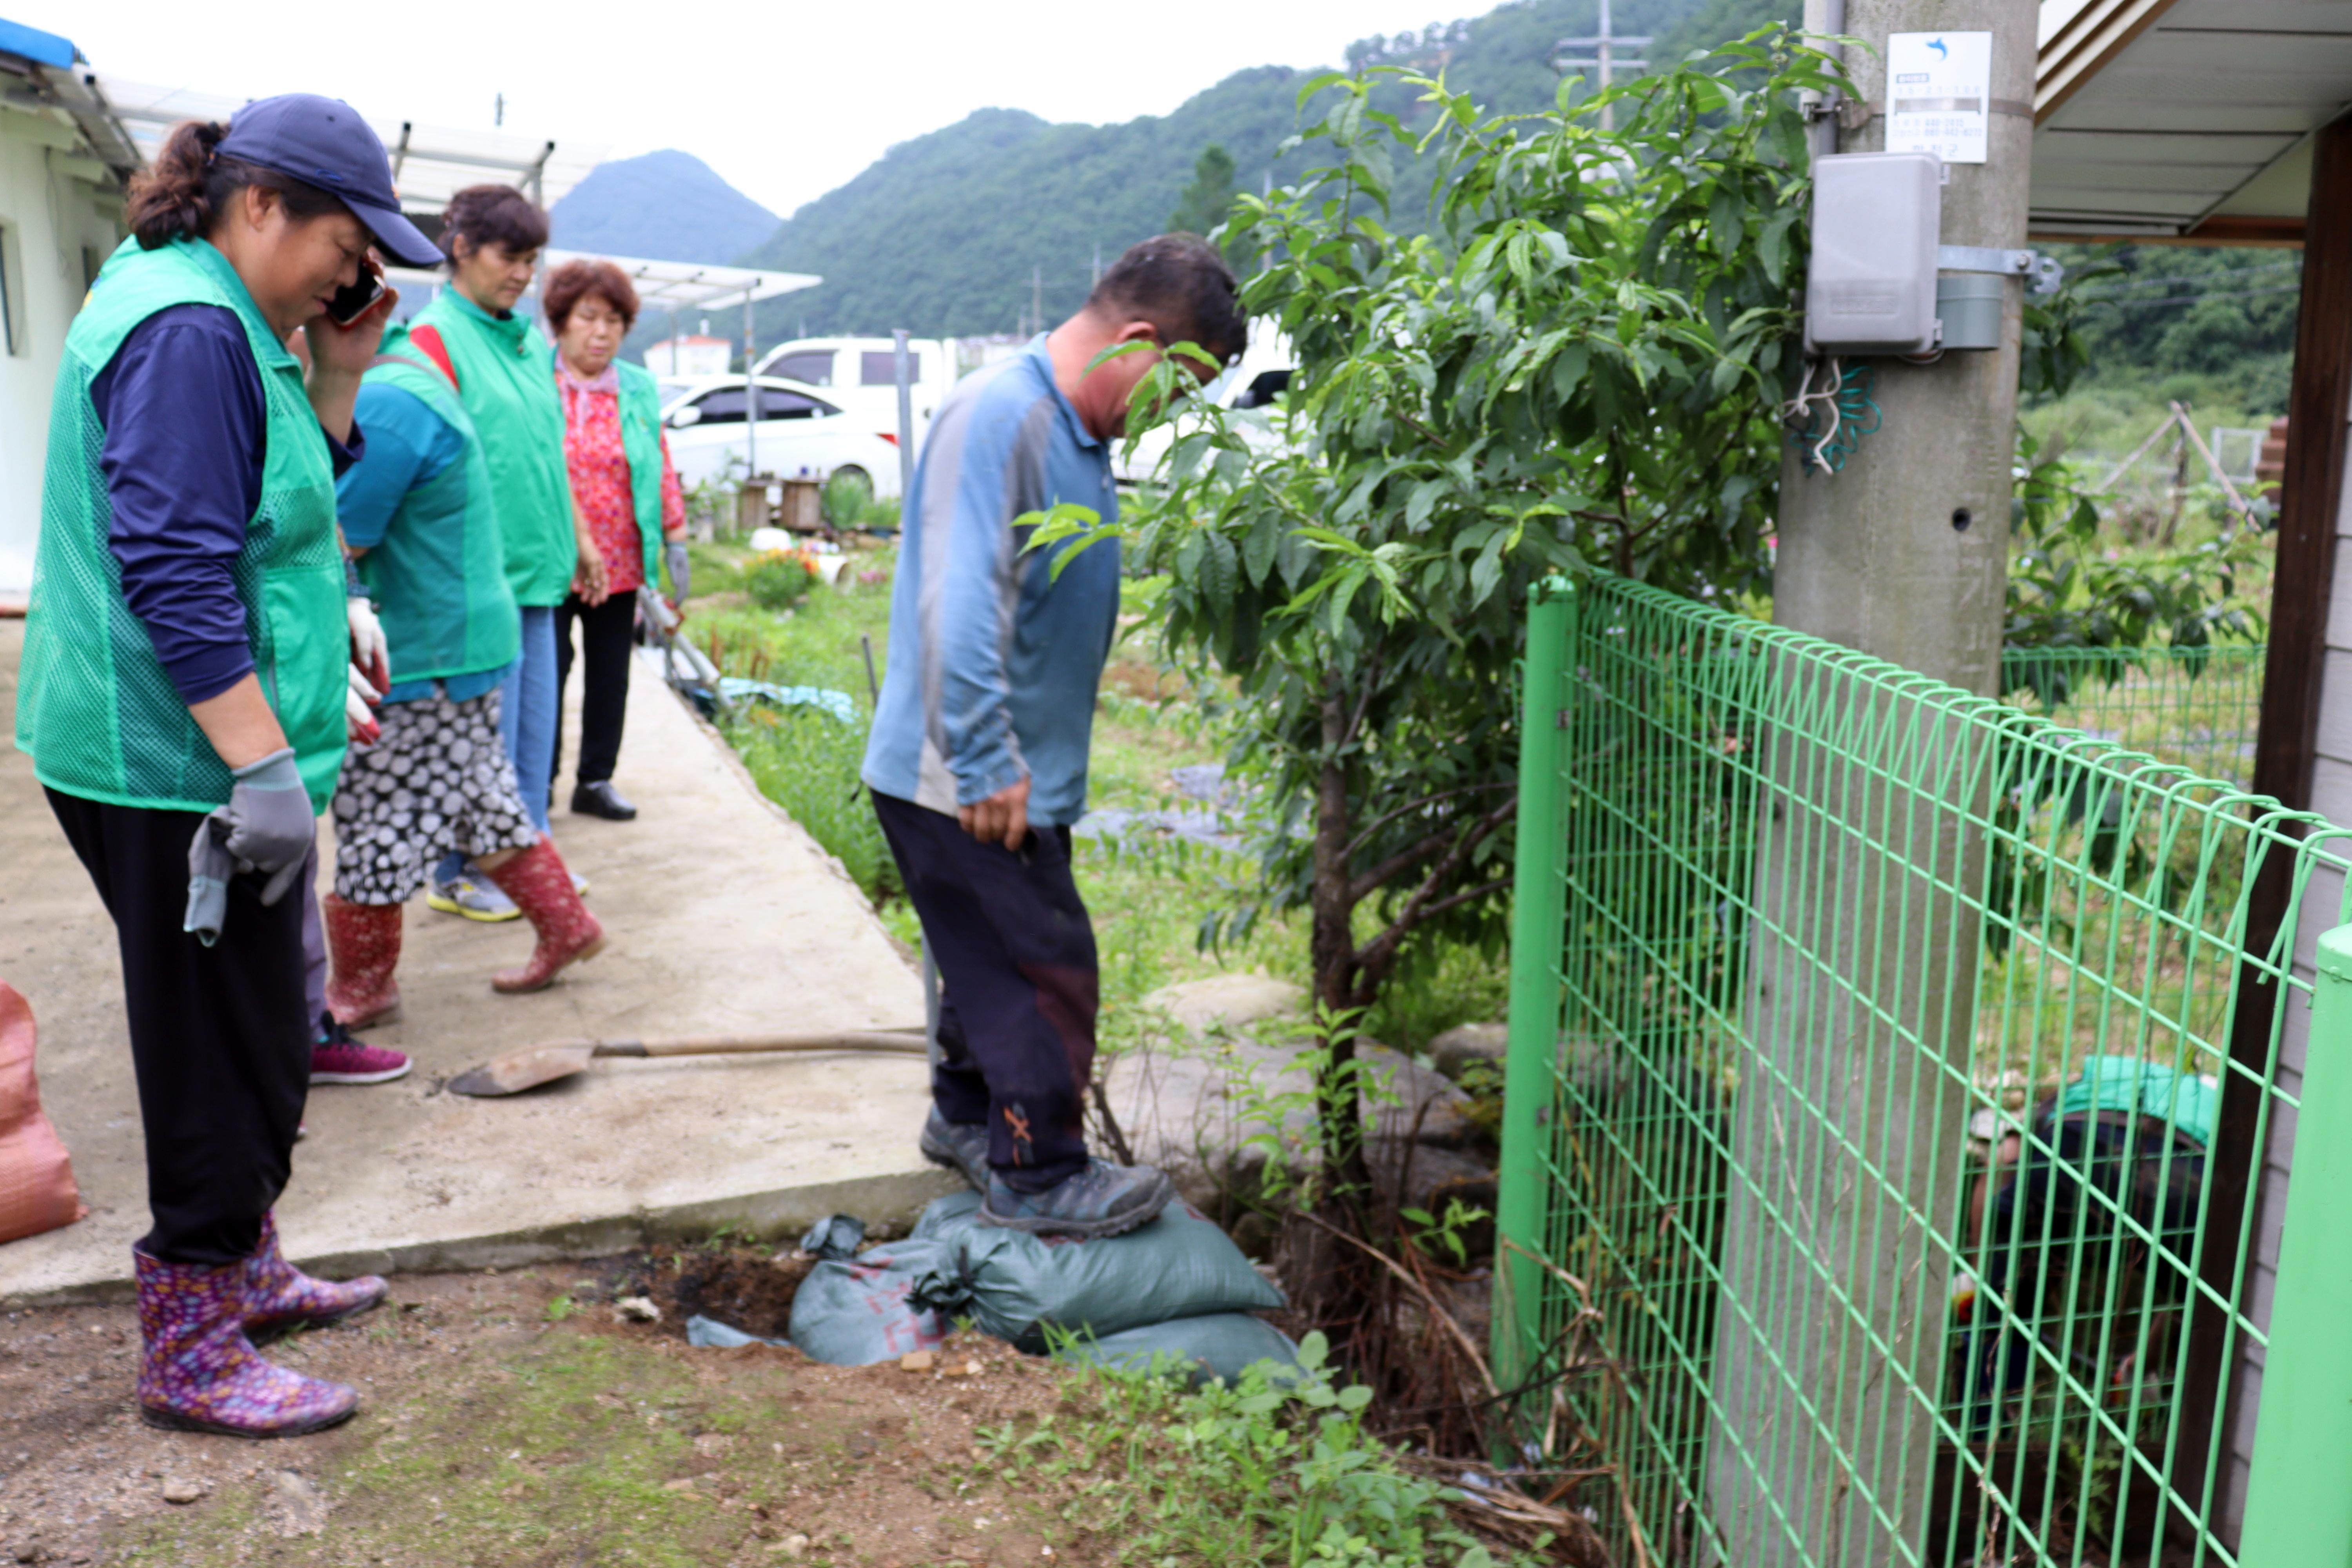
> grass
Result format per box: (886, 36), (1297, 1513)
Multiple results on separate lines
(681, 532), (1512, 1054)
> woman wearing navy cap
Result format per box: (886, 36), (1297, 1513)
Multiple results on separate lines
(14, 94), (443, 1437)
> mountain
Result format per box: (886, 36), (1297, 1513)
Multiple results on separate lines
(549, 149), (779, 266)
(733, 0), (1726, 341)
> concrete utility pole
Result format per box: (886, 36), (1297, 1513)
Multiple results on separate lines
(1774, 0), (2031, 693)
(1553, 0), (1650, 131)
(1703, 2), (2039, 1564)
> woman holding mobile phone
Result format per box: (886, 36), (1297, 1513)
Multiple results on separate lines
(14, 95), (445, 1437)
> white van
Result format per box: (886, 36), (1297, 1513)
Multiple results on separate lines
(751, 337), (958, 447)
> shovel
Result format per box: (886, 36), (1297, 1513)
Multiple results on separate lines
(447, 1027), (929, 1098)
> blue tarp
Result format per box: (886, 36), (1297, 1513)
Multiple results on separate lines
(0, 18), (78, 68)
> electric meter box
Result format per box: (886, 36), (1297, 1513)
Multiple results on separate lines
(1804, 151), (1942, 356)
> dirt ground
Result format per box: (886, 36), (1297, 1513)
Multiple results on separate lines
(0, 1251), (1128, 1568)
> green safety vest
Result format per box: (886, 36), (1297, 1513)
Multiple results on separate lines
(16, 236), (347, 815)
(354, 323), (521, 685)
(615, 361), (665, 583)
(412, 288), (574, 608)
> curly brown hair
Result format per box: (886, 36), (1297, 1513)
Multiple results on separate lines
(543, 258), (640, 333)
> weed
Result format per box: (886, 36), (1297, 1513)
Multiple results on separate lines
(981, 1331), (1519, 1567)
(543, 1294), (578, 1323)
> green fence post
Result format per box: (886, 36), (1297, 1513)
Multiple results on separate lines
(1492, 575), (1576, 1408)
(2240, 922), (2352, 1566)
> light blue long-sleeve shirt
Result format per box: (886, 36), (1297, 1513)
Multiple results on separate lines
(861, 337), (1120, 827)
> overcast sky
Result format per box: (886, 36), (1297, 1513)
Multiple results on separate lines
(51, 2), (1433, 219)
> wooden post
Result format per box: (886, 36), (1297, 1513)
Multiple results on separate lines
(2180, 107), (2352, 1539)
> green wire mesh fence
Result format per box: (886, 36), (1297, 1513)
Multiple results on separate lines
(1999, 644), (2266, 790)
(1492, 577), (2349, 1567)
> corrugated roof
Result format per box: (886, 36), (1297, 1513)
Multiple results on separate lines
(2032, 0), (2352, 241)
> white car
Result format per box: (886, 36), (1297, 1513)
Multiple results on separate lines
(659, 375), (906, 500)
(753, 336), (958, 448)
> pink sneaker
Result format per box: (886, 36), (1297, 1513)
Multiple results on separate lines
(310, 1017), (411, 1085)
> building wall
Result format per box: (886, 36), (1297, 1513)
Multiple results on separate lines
(0, 104), (127, 597)
(2221, 406), (2352, 1533)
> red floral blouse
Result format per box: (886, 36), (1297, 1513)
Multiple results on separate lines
(557, 358), (686, 595)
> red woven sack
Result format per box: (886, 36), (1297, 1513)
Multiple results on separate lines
(0, 982), (84, 1245)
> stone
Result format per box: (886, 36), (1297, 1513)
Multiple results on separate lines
(160, 1476), (202, 1504)
(613, 1296), (661, 1323)
(898, 1350), (936, 1373)
(270, 1469), (327, 1537)
(942, 1357), (982, 1377)
(1140, 974), (1305, 1037)
(773, 1534), (811, 1558)
(1359, 1046), (1478, 1149)
(1429, 1022), (1510, 1082)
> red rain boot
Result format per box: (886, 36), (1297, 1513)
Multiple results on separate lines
(322, 894), (403, 1029)
(481, 838), (604, 994)
(243, 1210), (386, 1346)
(134, 1249), (357, 1438)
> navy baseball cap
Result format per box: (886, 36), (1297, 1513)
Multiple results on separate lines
(214, 94), (445, 268)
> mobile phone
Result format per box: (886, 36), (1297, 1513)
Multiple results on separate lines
(327, 261), (386, 327)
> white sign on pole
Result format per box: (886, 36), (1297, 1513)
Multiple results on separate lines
(1886, 31), (1992, 165)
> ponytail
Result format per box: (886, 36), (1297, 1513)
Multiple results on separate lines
(125, 120), (226, 249)
(124, 118), (348, 251)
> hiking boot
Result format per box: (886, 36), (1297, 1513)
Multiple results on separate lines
(134, 1249), (358, 1439)
(242, 1211), (387, 1346)
(918, 1107), (989, 1191)
(426, 871), (520, 922)
(979, 1161), (1174, 1240)
(310, 1014), (410, 1085)
(481, 838), (605, 993)
(321, 895), (403, 1030)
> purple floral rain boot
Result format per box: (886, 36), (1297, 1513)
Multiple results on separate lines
(135, 1249), (358, 1438)
(243, 1211), (387, 1346)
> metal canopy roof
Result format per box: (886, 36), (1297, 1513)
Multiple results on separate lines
(2033, 0), (2352, 242)
(378, 252), (820, 313)
(93, 76), (606, 214)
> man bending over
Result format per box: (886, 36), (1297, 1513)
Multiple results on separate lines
(862, 234), (1246, 1238)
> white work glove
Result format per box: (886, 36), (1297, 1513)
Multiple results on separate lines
(346, 663), (381, 746)
(347, 596), (389, 697)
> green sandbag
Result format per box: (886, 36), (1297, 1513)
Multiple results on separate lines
(1057, 1312), (1301, 1387)
(786, 1238), (967, 1366)
(912, 1190), (1284, 1352)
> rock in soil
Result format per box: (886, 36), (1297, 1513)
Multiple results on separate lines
(1429, 1022), (1509, 1080)
(1142, 973), (1305, 1036)
(159, 1477), (203, 1504)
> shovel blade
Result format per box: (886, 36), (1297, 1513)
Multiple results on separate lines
(447, 1042), (597, 1097)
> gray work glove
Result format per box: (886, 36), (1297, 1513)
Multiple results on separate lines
(183, 817), (238, 947)
(664, 539), (690, 603)
(212, 748), (314, 906)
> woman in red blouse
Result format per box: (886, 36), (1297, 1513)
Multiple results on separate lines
(545, 260), (686, 821)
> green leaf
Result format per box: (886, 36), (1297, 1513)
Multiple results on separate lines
(1241, 511), (1280, 586)
(1201, 530), (1238, 620)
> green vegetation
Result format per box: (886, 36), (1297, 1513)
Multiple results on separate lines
(984, 1332), (1519, 1567)
(1034, 31), (1842, 1185)
(743, 548), (815, 612)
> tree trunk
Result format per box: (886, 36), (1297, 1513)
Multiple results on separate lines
(1311, 673), (1372, 1198)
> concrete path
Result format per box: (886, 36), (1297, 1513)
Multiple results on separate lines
(0, 622), (949, 1305)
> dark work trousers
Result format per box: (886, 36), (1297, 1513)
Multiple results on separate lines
(551, 590), (638, 789)
(871, 791), (1097, 1192)
(45, 787), (311, 1267)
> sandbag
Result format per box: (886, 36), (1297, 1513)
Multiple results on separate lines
(913, 1190), (1284, 1352)
(1057, 1312), (1300, 1387)
(0, 984), (82, 1246)
(786, 1238), (958, 1365)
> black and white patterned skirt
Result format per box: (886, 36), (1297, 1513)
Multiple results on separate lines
(330, 688), (541, 904)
